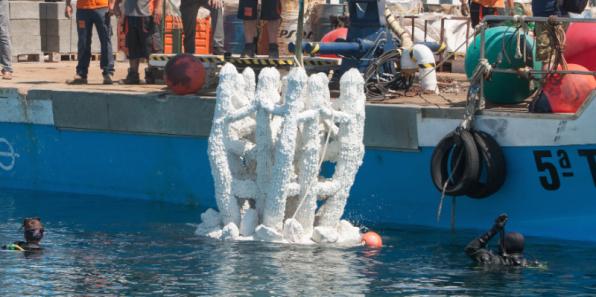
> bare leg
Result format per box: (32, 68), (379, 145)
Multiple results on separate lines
(266, 19), (280, 44)
(243, 20), (258, 43)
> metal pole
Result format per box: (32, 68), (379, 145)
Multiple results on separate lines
(410, 17), (415, 41)
(295, 0), (305, 67)
(479, 24), (486, 102)
(492, 69), (596, 76)
(483, 15), (596, 23)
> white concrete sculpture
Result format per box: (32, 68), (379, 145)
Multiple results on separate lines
(316, 69), (366, 229)
(198, 64), (366, 245)
(293, 73), (328, 238)
(206, 63), (242, 228)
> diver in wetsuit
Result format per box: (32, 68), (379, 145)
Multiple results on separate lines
(2, 217), (44, 252)
(465, 214), (529, 266)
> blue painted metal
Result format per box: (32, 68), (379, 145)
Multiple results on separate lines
(289, 0), (396, 75)
(0, 122), (594, 242)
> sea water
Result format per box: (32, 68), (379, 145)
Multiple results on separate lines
(1, 190), (595, 296)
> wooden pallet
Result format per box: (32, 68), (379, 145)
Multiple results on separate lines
(44, 52), (117, 62)
(438, 54), (466, 73)
(13, 53), (43, 63)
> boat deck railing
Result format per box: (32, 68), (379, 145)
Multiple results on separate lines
(400, 15), (472, 68)
(475, 15), (596, 102)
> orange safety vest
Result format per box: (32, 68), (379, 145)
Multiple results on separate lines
(472, 0), (505, 8)
(77, 0), (109, 9)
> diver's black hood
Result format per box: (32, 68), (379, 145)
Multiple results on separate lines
(503, 232), (525, 254)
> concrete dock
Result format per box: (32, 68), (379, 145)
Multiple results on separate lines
(4, 61), (476, 108)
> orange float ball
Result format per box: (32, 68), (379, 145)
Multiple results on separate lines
(361, 231), (383, 248)
(320, 27), (348, 58)
(165, 54), (206, 95)
(565, 23), (596, 72)
(542, 64), (596, 113)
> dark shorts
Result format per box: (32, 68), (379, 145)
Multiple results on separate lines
(470, 2), (502, 27)
(125, 16), (162, 59)
(237, 0), (281, 20)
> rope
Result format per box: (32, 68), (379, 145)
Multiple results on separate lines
(543, 16), (568, 78)
(318, 112), (335, 169)
(451, 196), (456, 232)
(291, 111), (335, 220)
(436, 136), (464, 222)
(436, 59), (489, 222)
(295, 0), (306, 67)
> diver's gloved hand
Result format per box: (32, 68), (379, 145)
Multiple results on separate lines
(493, 213), (508, 231)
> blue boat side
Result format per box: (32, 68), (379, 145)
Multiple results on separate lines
(0, 88), (594, 242)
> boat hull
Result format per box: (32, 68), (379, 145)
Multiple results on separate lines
(0, 122), (594, 241)
(0, 88), (594, 242)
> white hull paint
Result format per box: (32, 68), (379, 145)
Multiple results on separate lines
(418, 91), (596, 147)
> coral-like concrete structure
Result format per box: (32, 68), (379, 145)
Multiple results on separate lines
(198, 64), (366, 245)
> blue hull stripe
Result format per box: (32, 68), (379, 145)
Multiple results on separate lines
(0, 123), (594, 242)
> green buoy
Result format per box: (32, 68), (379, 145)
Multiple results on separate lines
(465, 26), (538, 104)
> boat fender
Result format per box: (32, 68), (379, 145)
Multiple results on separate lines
(466, 130), (507, 198)
(430, 129), (480, 196)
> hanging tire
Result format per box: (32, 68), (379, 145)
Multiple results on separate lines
(430, 129), (481, 196)
(465, 130), (507, 198)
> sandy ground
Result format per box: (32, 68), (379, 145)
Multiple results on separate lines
(3, 61), (165, 94)
(3, 61), (472, 107)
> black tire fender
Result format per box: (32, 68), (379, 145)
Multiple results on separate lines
(431, 129), (481, 196)
(466, 130), (507, 198)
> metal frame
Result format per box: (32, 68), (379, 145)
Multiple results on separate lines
(402, 15), (471, 68)
(477, 15), (596, 102)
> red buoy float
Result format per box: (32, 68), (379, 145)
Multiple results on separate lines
(320, 27), (348, 58)
(565, 23), (596, 72)
(542, 64), (596, 113)
(362, 231), (383, 248)
(165, 54), (206, 95)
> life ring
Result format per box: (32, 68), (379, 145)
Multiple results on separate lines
(466, 130), (507, 198)
(430, 129), (480, 196)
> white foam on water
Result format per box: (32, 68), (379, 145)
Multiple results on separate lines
(197, 64), (367, 247)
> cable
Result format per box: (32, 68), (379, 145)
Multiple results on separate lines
(363, 49), (414, 100)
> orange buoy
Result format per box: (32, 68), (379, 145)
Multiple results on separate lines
(361, 231), (383, 248)
(320, 27), (348, 58)
(542, 64), (596, 113)
(565, 23), (596, 72)
(165, 54), (206, 95)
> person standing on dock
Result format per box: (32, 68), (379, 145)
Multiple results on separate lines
(532, 0), (568, 64)
(113, 0), (163, 84)
(465, 214), (532, 266)
(65, 0), (116, 84)
(180, 0), (225, 54)
(238, 0), (282, 58)
(0, 0), (13, 80)
(461, 0), (514, 27)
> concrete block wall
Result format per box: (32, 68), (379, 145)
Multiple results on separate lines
(8, 1), (43, 55)
(40, 2), (70, 53)
(9, 1), (118, 55)
(43, 19), (72, 52)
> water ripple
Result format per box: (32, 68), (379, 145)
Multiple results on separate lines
(1, 191), (596, 296)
